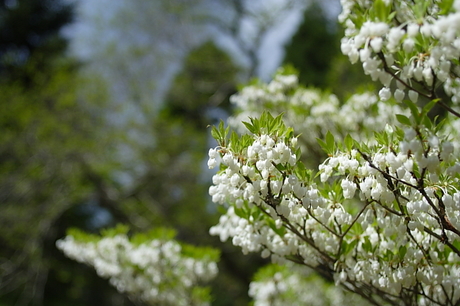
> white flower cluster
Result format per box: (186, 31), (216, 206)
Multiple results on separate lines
(317, 126), (460, 302)
(207, 0), (460, 304)
(209, 123), (460, 304)
(209, 128), (363, 264)
(56, 234), (218, 306)
(209, 89), (460, 304)
(227, 72), (408, 167)
(340, 0), (460, 104)
(248, 265), (368, 306)
(209, 133), (312, 261)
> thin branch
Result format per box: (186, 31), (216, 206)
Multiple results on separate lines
(358, 149), (419, 190)
(376, 52), (460, 118)
(423, 226), (460, 257)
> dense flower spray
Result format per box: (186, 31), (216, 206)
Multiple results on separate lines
(208, 1), (460, 304)
(57, 226), (218, 306)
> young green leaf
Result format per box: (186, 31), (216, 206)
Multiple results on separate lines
(325, 131), (335, 153)
(396, 114), (412, 126)
(344, 134), (354, 151)
(404, 99), (421, 125)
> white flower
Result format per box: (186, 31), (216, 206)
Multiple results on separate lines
(407, 23), (419, 37)
(207, 158), (217, 169)
(403, 38), (415, 53)
(208, 148), (218, 159)
(341, 178), (357, 199)
(394, 89), (405, 102)
(379, 87), (391, 101)
(408, 90), (419, 103)
(370, 37), (383, 52)
(360, 48), (371, 62)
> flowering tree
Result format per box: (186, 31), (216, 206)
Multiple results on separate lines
(59, 0), (460, 305)
(207, 0), (460, 305)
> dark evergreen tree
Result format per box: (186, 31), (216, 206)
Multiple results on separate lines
(164, 40), (239, 127)
(283, 1), (339, 89)
(0, 0), (73, 82)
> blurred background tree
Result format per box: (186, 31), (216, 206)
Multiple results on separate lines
(282, 0), (375, 98)
(0, 0), (378, 305)
(283, 0), (339, 89)
(0, 0), (136, 304)
(0, 0), (72, 83)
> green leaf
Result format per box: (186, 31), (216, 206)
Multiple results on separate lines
(233, 206), (247, 219)
(374, 131), (389, 146)
(285, 127), (295, 140)
(229, 131), (240, 150)
(404, 99), (421, 125)
(396, 114), (412, 126)
(240, 134), (255, 151)
(350, 221), (363, 235)
(398, 245), (407, 260)
(181, 244), (220, 261)
(66, 228), (99, 243)
(344, 134), (354, 151)
(211, 125), (219, 140)
(317, 138), (329, 154)
(375, 0), (386, 21)
(434, 116), (447, 133)
(341, 238), (358, 256)
(387, 11), (396, 22)
(419, 99), (440, 129)
(349, 13), (364, 29)
(325, 131), (335, 153)
(190, 286), (213, 304)
(439, 0), (454, 15)
(243, 120), (257, 135)
(274, 162), (287, 172)
(101, 224), (130, 237)
(422, 99), (438, 116)
(422, 114), (432, 129)
(267, 218), (286, 236)
(211, 120), (229, 146)
(131, 227), (177, 245)
(413, 0), (431, 20)
(294, 161), (313, 183)
(362, 236), (373, 252)
(264, 112), (282, 136)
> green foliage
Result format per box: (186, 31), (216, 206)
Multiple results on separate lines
(395, 98), (444, 130)
(0, 56), (128, 305)
(242, 112), (292, 139)
(317, 131), (336, 155)
(251, 263), (285, 281)
(283, 1), (340, 89)
(181, 244), (221, 262)
(369, 0), (394, 22)
(439, 0), (455, 15)
(412, 0), (433, 20)
(131, 227), (177, 246)
(164, 41), (240, 126)
(212, 120), (230, 147)
(67, 224), (220, 262)
(293, 161), (314, 184)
